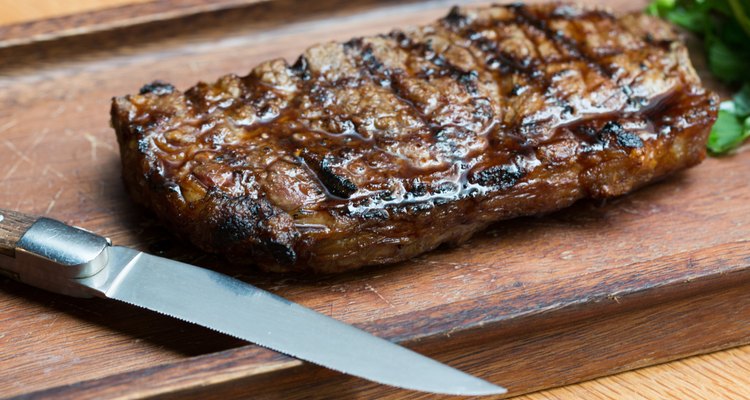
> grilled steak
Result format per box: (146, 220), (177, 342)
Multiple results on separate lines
(112, 3), (718, 272)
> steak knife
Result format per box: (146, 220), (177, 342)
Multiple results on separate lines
(0, 209), (505, 396)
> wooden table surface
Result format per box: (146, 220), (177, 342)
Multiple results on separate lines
(1, 1), (748, 399)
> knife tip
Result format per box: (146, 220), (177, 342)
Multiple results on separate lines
(455, 382), (508, 396)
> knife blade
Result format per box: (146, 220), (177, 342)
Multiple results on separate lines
(0, 209), (506, 396)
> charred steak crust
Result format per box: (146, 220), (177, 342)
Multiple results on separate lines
(111, 4), (718, 272)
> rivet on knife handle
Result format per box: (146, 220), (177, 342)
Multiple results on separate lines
(0, 208), (38, 258)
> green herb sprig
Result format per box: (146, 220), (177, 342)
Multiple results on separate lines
(647, 0), (750, 154)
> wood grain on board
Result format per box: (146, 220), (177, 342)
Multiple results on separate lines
(0, 0), (267, 49)
(0, 209), (39, 257)
(0, 0), (151, 26)
(1, 0), (749, 399)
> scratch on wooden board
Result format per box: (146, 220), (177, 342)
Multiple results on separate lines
(45, 188), (64, 214)
(560, 250), (575, 260)
(39, 164), (104, 205)
(188, 60), (202, 73)
(51, 104), (66, 117)
(41, 165), (66, 180)
(85, 132), (116, 162)
(3, 157), (23, 180)
(45, 315), (60, 330)
(84, 134), (99, 161)
(14, 197), (34, 211)
(29, 128), (49, 151)
(364, 284), (393, 308)
(608, 294), (622, 304)
(2, 129), (49, 179)
(3, 140), (33, 164)
(0, 119), (18, 134)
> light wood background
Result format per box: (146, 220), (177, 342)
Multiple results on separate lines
(1, 1), (748, 399)
(0, 0), (152, 26)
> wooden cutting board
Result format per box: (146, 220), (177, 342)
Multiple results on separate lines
(1, 0), (748, 398)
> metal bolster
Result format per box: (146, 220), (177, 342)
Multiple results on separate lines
(4, 218), (111, 297)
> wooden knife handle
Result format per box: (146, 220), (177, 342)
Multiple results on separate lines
(0, 209), (39, 258)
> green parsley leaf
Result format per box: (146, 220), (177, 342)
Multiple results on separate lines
(666, 6), (709, 31)
(707, 38), (748, 82)
(646, 0), (677, 16)
(732, 82), (750, 115)
(708, 105), (750, 154)
(647, 0), (750, 154)
(728, 0), (750, 37)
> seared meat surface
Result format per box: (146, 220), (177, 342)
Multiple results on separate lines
(112, 3), (718, 272)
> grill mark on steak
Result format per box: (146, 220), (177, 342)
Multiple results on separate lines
(111, 3), (719, 272)
(507, 5), (658, 126)
(300, 150), (358, 199)
(452, 21), (539, 79)
(441, 6), (583, 182)
(511, 4), (615, 78)
(343, 38), (430, 141)
(529, 7), (673, 112)
(348, 29), (499, 194)
(442, 8), (567, 148)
